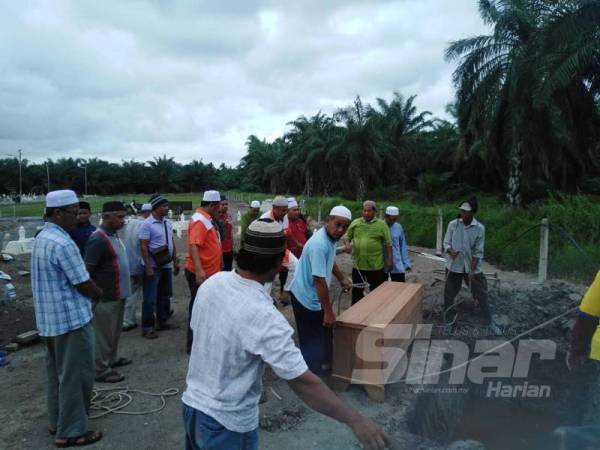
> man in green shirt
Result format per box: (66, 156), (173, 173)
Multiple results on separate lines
(240, 200), (261, 242)
(343, 200), (393, 304)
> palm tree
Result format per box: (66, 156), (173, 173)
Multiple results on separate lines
(446, 0), (600, 206)
(147, 155), (179, 193)
(330, 97), (386, 200)
(285, 112), (336, 197)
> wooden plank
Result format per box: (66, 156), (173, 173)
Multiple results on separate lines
(336, 282), (396, 326)
(366, 283), (423, 327)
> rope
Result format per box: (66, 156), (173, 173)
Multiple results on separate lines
(89, 386), (180, 419)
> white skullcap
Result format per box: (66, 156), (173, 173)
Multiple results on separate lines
(458, 202), (472, 212)
(288, 197), (298, 208)
(329, 205), (352, 221)
(273, 196), (288, 207)
(141, 203), (152, 212)
(250, 200), (261, 208)
(202, 190), (221, 202)
(385, 206), (399, 216)
(46, 190), (78, 208)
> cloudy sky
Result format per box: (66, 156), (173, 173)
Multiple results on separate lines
(0, 0), (488, 166)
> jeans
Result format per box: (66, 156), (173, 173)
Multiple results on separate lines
(142, 267), (173, 331)
(290, 293), (332, 374)
(182, 403), (258, 450)
(185, 269), (200, 354)
(351, 268), (387, 304)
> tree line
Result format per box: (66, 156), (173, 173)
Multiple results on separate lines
(1, 0), (598, 206)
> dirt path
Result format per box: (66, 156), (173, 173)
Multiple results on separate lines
(0, 202), (589, 450)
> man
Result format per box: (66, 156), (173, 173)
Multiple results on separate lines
(139, 194), (180, 339)
(287, 197), (312, 258)
(290, 206), (353, 373)
(240, 200), (260, 242)
(184, 190), (222, 354)
(384, 206), (412, 282)
(85, 201), (131, 383)
(217, 195), (234, 271)
(68, 201), (96, 256)
(182, 220), (388, 450)
(31, 190), (103, 447)
(442, 198), (491, 325)
(260, 195), (290, 233)
(262, 195), (291, 303)
(568, 271), (600, 369)
(122, 203), (152, 331)
(343, 200), (392, 304)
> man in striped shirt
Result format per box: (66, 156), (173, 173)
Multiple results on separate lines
(85, 201), (132, 383)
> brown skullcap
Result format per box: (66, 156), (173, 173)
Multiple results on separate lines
(242, 219), (286, 255)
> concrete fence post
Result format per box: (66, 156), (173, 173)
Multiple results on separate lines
(538, 218), (549, 283)
(435, 209), (443, 256)
(317, 201), (321, 224)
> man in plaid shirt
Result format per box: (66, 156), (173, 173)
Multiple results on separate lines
(31, 190), (103, 448)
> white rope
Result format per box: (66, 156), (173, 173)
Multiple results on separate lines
(89, 386), (179, 419)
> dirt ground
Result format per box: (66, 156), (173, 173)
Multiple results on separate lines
(0, 202), (590, 450)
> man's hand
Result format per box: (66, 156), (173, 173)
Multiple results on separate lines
(448, 248), (459, 259)
(341, 277), (353, 292)
(344, 241), (352, 253)
(173, 263), (180, 277)
(385, 258), (393, 271)
(349, 416), (388, 450)
(195, 271), (207, 286)
(323, 308), (336, 327)
(145, 266), (154, 277)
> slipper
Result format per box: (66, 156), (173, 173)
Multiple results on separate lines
(110, 357), (132, 368)
(122, 323), (138, 332)
(55, 430), (102, 448)
(143, 331), (158, 339)
(156, 323), (179, 331)
(95, 371), (125, 383)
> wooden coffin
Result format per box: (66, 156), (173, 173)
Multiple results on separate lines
(332, 281), (424, 401)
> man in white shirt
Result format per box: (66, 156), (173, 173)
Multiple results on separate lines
(443, 198), (491, 325)
(182, 220), (388, 450)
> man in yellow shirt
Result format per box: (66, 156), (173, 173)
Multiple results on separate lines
(568, 270), (600, 368)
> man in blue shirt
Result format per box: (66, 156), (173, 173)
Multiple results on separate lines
(138, 194), (180, 339)
(68, 201), (96, 256)
(383, 206), (412, 282)
(31, 190), (103, 447)
(290, 206), (353, 373)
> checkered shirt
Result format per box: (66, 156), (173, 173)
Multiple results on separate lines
(31, 222), (92, 337)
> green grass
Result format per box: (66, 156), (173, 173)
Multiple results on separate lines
(4, 191), (599, 283)
(230, 191), (600, 283)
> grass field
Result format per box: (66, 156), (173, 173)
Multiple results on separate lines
(2, 191), (598, 282)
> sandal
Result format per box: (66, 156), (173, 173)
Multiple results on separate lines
(55, 430), (103, 447)
(122, 323), (138, 332)
(143, 330), (158, 339)
(95, 371), (125, 383)
(110, 357), (132, 368)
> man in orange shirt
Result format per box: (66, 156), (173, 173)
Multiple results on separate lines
(184, 190), (222, 354)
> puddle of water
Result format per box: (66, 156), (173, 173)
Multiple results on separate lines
(453, 397), (562, 450)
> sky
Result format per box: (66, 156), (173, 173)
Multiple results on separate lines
(0, 0), (489, 167)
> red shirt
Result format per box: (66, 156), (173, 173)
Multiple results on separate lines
(287, 217), (309, 258)
(219, 212), (233, 253)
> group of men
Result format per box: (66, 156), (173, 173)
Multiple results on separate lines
(30, 189), (240, 447)
(31, 186), (495, 449)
